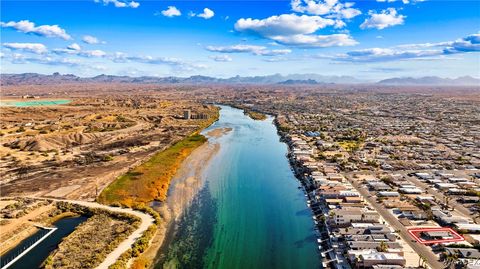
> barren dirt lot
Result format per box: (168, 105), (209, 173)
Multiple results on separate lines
(1, 87), (218, 201)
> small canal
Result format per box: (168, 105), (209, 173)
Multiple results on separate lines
(0, 216), (86, 269)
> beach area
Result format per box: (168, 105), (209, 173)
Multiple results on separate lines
(140, 127), (232, 267)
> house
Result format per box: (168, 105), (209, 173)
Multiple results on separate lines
(399, 187), (422, 194)
(356, 253), (406, 268)
(445, 248), (480, 259)
(348, 249), (406, 268)
(377, 191), (400, 197)
(459, 196), (480, 203)
(435, 182), (459, 190)
(421, 231), (454, 240)
(368, 182), (392, 191)
(332, 208), (379, 226)
(454, 223), (480, 233)
(347, 241), (402, 250)
(447, 188), (467, 195)
(415, 172), (433, 180)
(433, 210), (472, 225)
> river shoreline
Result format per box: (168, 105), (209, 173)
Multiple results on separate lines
(142, 127), (231, 268)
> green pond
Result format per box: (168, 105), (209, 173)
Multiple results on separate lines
(160, 105), (320, 269)
(0, 99), (71, 107)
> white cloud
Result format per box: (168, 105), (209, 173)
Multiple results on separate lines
(205, 44), (292, 56)
(81, 50), (107, 57)
(111, 53), (207, 72)
(94, 0), (140, 8)
(333, 32), (480, 62)
(376, 0), (425, 4)
(210, 55), (233, 62)
(272, 33), (357, 47)
(360, 8), (405, 30)
(234, 14), (356, 48)
(197, 8), (215, 19)
(82, 35), (105, 44)
(256, 49), (292, 56)
(340, 47), (440, 62)
(3, 42), (48, 54)
(235, 14), (335, 37)
(206, 44), (266, 53)
(444, 33), (480, 54)
(128, 1), (139, 8)
(160, 6), (181, 17)
(0, 20), (71, 40)
(291, 0), (361, 20)
(53, 45), (106, 58)
(67, 43), (81, 51)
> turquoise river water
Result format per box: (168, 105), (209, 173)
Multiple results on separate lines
(160, 105), (320, 269)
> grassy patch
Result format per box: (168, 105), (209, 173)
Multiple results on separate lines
(337, 140), (362, 152)
(245, 110), (267, 121)
(98, 134), (207, 206)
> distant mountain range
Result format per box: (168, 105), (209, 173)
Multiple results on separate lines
(1, 72), (478, 86)
(377, 76), (480, 86)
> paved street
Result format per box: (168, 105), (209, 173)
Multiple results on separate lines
(346, 178), (444, 269)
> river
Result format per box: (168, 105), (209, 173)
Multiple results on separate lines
(160, 105), (320, 269)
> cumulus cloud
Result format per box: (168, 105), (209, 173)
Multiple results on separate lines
(360, 8), (405, 30)
(234, 14), (356, 48)
(94, 0), (140, 8)
(291, 0), (361, 19)
(210, 55), (233, 62)
(235, 14), (335, 37)
(82, 35), (105, 44)
(160, 6), (181, 17)
(197, 8), (215, 19)
(67, 43), (81, 51)
(0, 20), (71, 40)
(3, 42), (48, 54)
(206, 44), (292, 56)
(444, 33), (480, 53)
(333, 32), (480, 62)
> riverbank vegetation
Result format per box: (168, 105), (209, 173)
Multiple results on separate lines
(44, 202), (141, 269)
(108, 224), (157, 269)
(98, 134), (208, 206)
(44, 214), (138, 269)
(245, 110), (267, 120)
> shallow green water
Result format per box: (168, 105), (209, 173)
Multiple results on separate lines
(162, 105), (320, 269)
(0, 99), (71, 107)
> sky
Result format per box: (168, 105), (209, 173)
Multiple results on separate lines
(1, 0), (479, 80)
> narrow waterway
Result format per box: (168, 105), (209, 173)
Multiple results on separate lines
(0, 216), (86, 269)
(160, 105), (320, 269)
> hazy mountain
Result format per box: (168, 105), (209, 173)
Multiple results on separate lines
(277, 79), (320, 85)
(2, 73), (478, 86)
(0, 72), (368, 85)
(378, 76), (480, 86)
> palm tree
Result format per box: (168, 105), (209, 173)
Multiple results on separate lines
(377, 241), (388, 252)
(418, 254), (427, 268)
(443, 251), (459, 269)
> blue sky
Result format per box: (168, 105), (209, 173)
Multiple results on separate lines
(1, 0), (479, 80)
